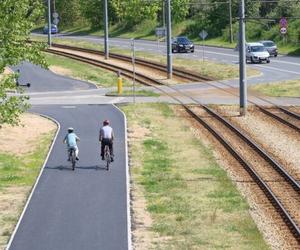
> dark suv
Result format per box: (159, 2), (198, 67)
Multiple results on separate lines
(259, 40), (278, 57)
(172, 37), (194, 53)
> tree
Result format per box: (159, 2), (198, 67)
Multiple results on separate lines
(0, 0), (46, 127)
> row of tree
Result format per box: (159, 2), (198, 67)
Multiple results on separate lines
(52, 0), (300, 43)
(0, 0), (46, 127)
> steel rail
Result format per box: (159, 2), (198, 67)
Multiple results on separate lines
(47, 48), (163, 87)
(50, 43), (212, 82)
(47, 47), (300, 242)
(258, 106), (300, 132)
(184, 106), (300, 241)
(49, 43), (300, 131)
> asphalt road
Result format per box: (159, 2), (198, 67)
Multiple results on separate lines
(11, 62), (96, 92)
(8, 63), (130, 249)
(37, 33), (300, 84)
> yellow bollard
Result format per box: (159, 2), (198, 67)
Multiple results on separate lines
(117, 76), (123, 95)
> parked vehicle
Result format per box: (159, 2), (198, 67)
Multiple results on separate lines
(246, 42), (270, 63)
(259, 40), (278, 57)
(172, 37), (194, 53)
(43, 24), (58, 34)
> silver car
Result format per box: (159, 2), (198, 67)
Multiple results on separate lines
(246, 42), (270, 64)
(259, 40), (278, 57)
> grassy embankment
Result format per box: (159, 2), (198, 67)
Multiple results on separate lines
(33, 36), (260, 80)
(44, 52), (159, 95)
(44, 52), (142, 88)
(0, 127), (56, 248)
(122, 103), (269, 249)
(250, 79), (300, 97)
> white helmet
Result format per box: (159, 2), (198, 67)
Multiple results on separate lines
(68, 127), (74, 133)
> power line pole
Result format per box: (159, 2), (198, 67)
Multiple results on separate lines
(104, 0), (109, 59)
(229, 0), (233, 43)
(47, 0), (52, 46)
(162, 0), (165, 27)
(239, 0), (247, 116)
(166, 0), (172, 79)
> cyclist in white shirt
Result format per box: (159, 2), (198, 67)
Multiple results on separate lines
(99, 120), (114, 162)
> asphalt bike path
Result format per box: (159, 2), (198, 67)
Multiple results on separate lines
(8, 104), (129, 250)
(7, 63), (130, 249)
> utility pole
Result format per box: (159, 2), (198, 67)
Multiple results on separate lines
(166, 0), (172, 79)
(47, 0), (52, 46)
(239, 0), (247, 116)
(131, 39), (136, 104)
(162, 0), (165, 27)
(104, 0), (109, 59)
(229, 0), (233, 43)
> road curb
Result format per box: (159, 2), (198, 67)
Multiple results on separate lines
(5, 113), (61, 250)
(112, 104), (132, 250)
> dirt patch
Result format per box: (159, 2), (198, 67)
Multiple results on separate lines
(0, 113), (56, 156)
(49, 65), (73, 77)
(0, 186), (30, 249)
(127, 124), (156, 249)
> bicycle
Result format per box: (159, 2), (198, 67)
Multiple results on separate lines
(69, 148), (76, 171)
(104, 145), (111, 171)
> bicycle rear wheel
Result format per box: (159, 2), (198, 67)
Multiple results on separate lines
(70, 150), (76, 170)
(104, 145), (110, 171)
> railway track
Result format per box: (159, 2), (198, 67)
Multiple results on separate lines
(258, 106), (300, 132)
(49, 43), (212, 82)
(46, 45), (300, 245)
(48, 43), (300, 133)
(47, 48), (163, 87)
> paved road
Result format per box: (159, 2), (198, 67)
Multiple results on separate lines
(11, 62), (96, 92)
(33, 33), (300, 84)
(8, 64), (130, 249)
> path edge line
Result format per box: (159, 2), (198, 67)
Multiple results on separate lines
(113, 104), (132, 250)
(5, 113), (61, 250)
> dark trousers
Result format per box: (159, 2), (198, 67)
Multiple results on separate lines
(101, 138), (113, 158)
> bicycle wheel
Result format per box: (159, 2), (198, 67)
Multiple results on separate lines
(104, 146), (110, 171)
(71, 150), (76, 170)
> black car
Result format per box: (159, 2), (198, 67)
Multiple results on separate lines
(172, 37), (194, 53)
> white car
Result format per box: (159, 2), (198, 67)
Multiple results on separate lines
(246, 42), (270, 63)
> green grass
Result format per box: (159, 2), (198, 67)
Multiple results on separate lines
(250, 79), (300, 97)
(122, 103), (269, 249)
(44, 53), (135, 87)
(106, 89), (159, 97)
(0, 129), (56, 248)
(0, 132), (55, 188)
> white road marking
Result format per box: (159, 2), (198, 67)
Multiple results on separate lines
(6, 115), (61, 250)
(61, 105), (77, 108)
(254, 64), (300, 75)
